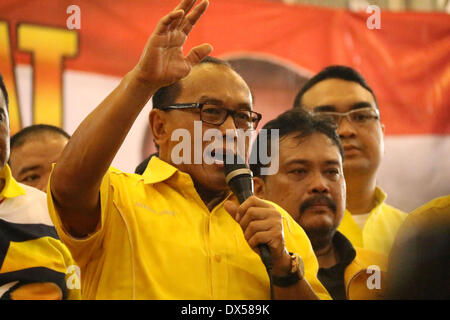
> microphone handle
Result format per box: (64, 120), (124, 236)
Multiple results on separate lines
(236, 189), (272, 270)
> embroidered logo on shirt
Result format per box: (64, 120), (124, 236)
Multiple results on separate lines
(135, 202), (175, 216)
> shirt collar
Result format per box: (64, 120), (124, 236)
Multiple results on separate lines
(0, 164), (26, 198)
(332, 231), (357, 267)
(142, 156), (182, 185)
(370, 186), (387, 215)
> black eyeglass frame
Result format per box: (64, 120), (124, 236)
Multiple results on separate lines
(160, 102), (263, 130)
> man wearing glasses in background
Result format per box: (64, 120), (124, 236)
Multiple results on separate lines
(293, 66), (407, 255)
(47, 0), (329, 300)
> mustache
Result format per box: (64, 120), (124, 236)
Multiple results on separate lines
(299, 195), (337, 214)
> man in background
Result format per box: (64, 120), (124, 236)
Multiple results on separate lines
(9, 124), (70, 192)
(293, 65), (407, 255)
(0, 74), (79, 300)
(251, 109), (387, 299)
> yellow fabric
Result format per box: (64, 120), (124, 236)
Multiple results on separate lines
(0, 165), (80, 300)
(0, 165), (26, 198)
(1, 237), (71, 274)
(344, 247), (388, 300)
(48, 156), (330, 300)
(406, 195), (450, 225)
(337, 187), (407, 255)
(10, 282), (63, 300)
(389, 195), (450, 261)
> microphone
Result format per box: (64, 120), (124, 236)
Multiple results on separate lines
(224, 153), (272, 272)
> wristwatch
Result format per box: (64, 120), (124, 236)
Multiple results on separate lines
(271, 252), (305, 287)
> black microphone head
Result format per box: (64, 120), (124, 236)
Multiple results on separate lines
(224, 153), (252, 184)
(224, 153), (253, 203)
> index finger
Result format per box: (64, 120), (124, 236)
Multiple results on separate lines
(174, 0), (197, 13)
(237, 195), (274, 219)
(182, 0), (209, 34)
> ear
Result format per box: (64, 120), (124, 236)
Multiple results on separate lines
(253, 176), (266, 199)
(149, 109), (169, 148)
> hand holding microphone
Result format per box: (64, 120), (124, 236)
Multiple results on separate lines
(223, 154), (292, 277)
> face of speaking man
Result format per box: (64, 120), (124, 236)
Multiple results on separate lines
(9, 134), (69, 192)
(254, 132), (346, 247)
(0, 90), (10, 171)
(300, 78), (384, 178)
(150, 62), (254, 193)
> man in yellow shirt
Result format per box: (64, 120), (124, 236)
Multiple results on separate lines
(47, 0), (329, 300)
(0, 74), (80, 300)
(250, 108), (387, 299)
(293, 65), (407, 255)
(387, 195), (450, 299)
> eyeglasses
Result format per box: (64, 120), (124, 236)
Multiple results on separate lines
(161, 103), (262, 130)
(314, 107), (380, 126)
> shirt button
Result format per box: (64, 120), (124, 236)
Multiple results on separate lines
(214, 254), (222, 263)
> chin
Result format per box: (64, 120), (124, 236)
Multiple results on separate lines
(195, 169), (228, 192)
(343, 159), (373, 175)
(299, 215), (335, 233)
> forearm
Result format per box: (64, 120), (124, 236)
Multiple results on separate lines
(52, 70), (157, 208)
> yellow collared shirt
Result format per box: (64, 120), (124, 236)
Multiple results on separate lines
(0, 165), (80, 300)
(344, 247), (388, 300)
(48, 157), (330, 300)
(337, 187), (408, 255)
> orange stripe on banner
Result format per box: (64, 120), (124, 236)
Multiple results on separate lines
(17, 23), (78, 127)
(0, 21), (22, 134)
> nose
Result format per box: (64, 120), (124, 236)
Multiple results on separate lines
(219, 114), (238, 138)
(309, 172), (329, 195)
(221, 113), (238, 131)
(337, 115), (357, 139)
(217, 115), (238, 153)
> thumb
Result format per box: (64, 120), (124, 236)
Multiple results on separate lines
(224, 200), (240, 222)
(185, 43), (214, 68)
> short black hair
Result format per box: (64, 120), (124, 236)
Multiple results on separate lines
(152, 56), (233, 110)
(293, 65), (378, 109)
(10, 124), (70, 150)
(0, 73), (9, 110)
(250, 108), (344, 177)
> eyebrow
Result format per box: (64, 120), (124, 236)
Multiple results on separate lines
(18, 165), (41, 176)
(313, 101), (374, 112)
(324, 160), (342, 166)
(284, 159), (341, 167)
(198, 96), (252, 111)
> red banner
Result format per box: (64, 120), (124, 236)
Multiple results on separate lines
(1, 0), (449, 135)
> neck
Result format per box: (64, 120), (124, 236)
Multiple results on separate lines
(194, 181), (228, 211)
(315, 241), (338, 269)
(344, 170), (378, 215)
(160, 151), (228, 211)
(308, 230), (338, 269)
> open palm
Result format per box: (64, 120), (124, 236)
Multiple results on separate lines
(133, 0), (213, 88)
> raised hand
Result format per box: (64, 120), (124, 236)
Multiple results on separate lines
(132, 0), (213, 88)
